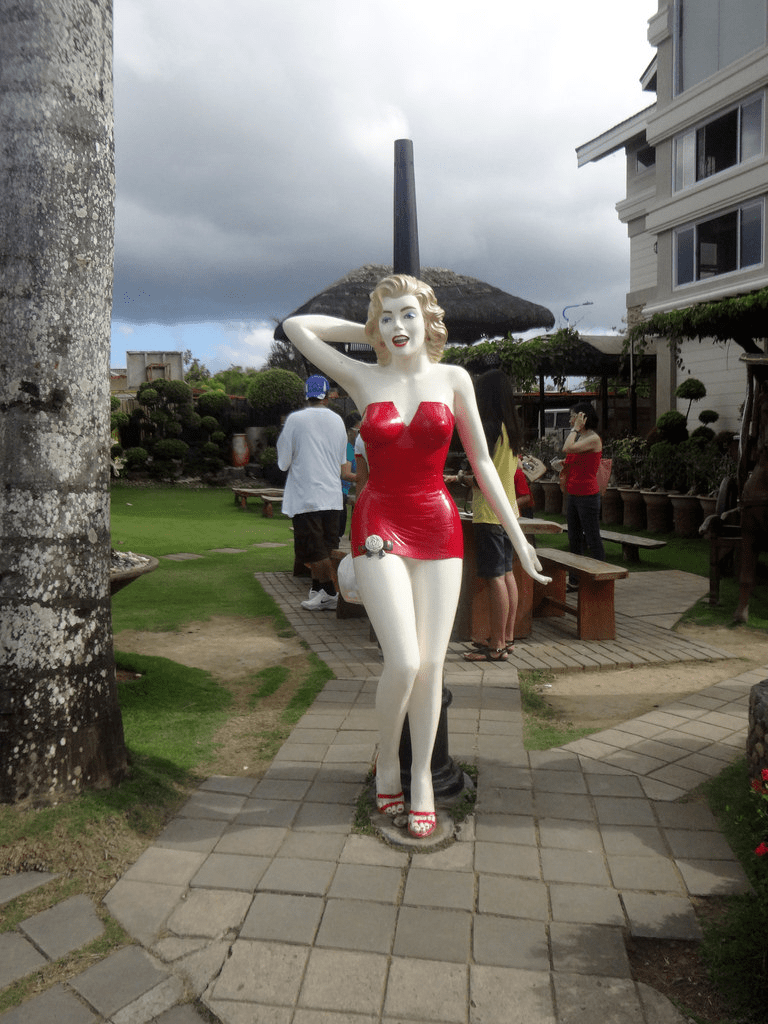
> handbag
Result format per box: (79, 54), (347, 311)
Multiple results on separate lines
(596, 458), (612, 496)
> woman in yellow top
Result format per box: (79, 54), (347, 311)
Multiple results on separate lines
(461, 370), (523, 662)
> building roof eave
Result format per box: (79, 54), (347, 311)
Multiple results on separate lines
(576, 104), (656, 167)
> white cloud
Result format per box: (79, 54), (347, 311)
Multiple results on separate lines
(111, 0), (656, 365)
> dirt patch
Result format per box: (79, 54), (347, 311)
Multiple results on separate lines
(538, 624), (768, 731)
(115, 615), (305, 682)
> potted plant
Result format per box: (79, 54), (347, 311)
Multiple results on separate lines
(639, 441), (679, 533)
(612, 436), (647, 530)
(525, 436), (563, 514)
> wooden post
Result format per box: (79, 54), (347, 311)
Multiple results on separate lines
(393, 139), (420, 278)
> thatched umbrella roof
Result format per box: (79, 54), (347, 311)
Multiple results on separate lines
(274, 264), (555, 347)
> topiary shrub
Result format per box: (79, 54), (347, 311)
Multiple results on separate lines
(200, 415), (219, 433)
(124, 446), (149, 468)
(655, 410), (689, 445)
(675, 377), (707, 422)
(153, 438), (189, 461)
(245, 369), (305, 425)
(197, 390), (231, 417)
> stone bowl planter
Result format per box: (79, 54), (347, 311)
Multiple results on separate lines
(110, 552), (159, 596)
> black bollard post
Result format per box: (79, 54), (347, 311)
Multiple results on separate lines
(391, 139), (463, 802)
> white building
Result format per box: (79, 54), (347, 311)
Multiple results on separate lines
(578, 0), (768, 434)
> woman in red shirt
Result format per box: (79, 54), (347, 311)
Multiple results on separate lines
(561, 402), (604, 590)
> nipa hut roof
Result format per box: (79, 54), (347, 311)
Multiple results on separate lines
(274, 264), (555, 347)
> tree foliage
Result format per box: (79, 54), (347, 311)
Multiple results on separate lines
(441, 327), (585, 390)
(627, 285), (768, 358)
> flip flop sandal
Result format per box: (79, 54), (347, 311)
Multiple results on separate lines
(463, 646), (509, 663)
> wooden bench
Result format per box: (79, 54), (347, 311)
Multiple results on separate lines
(232, 488), (283, 517)
(599, 529), (666, 563)
(533, 548), (629, 641)
(564, 526), (666, 563)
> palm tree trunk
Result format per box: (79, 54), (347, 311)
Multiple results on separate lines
(0, 0), (127, 802)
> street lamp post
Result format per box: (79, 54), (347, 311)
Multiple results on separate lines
(562, 301), (594, 325)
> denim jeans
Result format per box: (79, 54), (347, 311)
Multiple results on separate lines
(566, 493), (604, 582)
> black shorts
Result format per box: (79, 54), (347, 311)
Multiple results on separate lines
(474, 523), (514, 578)
(292, 510), (340, 564)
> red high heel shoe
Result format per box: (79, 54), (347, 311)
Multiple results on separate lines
(376, 792), (405, 816)
(408, 810), (437, 838)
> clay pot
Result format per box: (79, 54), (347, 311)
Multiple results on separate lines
(539, 479), (563, 515)
(641, 491), (672, 534)
(669, 493), (704, 538)
(601, 486), (623, 525)
(618, 487), (646, 530)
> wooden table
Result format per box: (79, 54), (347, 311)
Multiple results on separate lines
(452, 516), (563, 642)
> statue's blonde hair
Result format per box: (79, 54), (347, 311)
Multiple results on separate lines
(364, 274), (448, 366)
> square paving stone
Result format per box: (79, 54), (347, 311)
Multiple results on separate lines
(384, 957), (468, 1023)
(214, 824), (287, 856)
(0, 933), (47, 988)
(70, 946), (170, 1018)
(278, 830), (347, 861)
(104, 880), (186, 946)
(403, 867), (474, 911)
(477, 875), (548, 921)
(584, 773), (645, 798)
(531, 769), (588, 794)
(550, 922), (631, 978)
(122, 847), (206, 885)
(21, 895), (103, 961)
(240, 892), (324, 943)
(393, 906), (471, 963)
(328, 863), (403, 903)
(0, 871), (57, 908)
(607, 854), (684, 893)
(474, 841), (541, 879)
(189, 853), (270, 891)
(299, 948), (388, 1015)
(291, 802), (355, 831)
(0, 983), (97, 1023)
(549, 883), (625, 926)
(533, 792), (595, 821)
(154, 816), (228, 853)
(316, 898), (397, 953)
(473, 915), (549, 970)
(593, 796), (656, 826)
(552, 974), (643, 1024)
(178, 792), (246, 820)
(469, 965), (555, 1024)
(663, 828), (737, 860)
(675, 858), (752, 895)
(250, 778), (312, 801)
(475, 814), (536, 847)
(600, 824), (667, 857)
(338, 834), (410, 867)
(622, 892), (702, 939)
(258, 856), (337, 896)
(540, 848), (610, 886)
(165, 888), (253, 938)
(212, 939), (308, 1005)
(234, 798), (300, 828)
(537, 818), (602, 852)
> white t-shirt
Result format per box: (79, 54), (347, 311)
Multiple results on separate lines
(277, 405), (348, 517)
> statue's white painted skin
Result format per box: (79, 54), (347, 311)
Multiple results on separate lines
(284, 275), (550, 836)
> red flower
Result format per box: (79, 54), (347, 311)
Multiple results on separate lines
(762, 768), (768, 782)
(751, 779), (763, 792)
(755, 842), (768, 856)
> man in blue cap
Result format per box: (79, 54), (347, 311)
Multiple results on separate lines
(277, 375), (350, 610)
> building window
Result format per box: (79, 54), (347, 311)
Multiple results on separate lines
(673, 96), (763, 191)
(674, 200), (764, 286)
(675, 0), (767, 94)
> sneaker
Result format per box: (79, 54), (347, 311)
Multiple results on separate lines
(301, 590), (338, 611)
(307, 588), (319, 601)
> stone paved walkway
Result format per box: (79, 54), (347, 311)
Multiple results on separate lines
(1, 569), (765, 1023)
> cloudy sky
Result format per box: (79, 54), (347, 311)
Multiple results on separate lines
(110, 0), (656, 373)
